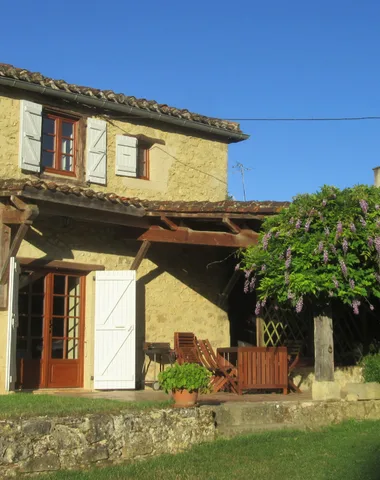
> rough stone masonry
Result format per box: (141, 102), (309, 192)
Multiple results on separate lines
(0, 408), (216, 477)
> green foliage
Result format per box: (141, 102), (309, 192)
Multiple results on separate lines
(158, 362), (211, 394)
(240, 185), (380, 315)
(361, 354), (380, 383)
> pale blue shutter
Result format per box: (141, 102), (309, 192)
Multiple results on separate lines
(86, 118), (107, 185)
(115, 135), (137, 177)
(19, 100), (42, 173)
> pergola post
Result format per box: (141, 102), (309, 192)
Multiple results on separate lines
(313, 305), (334, 381)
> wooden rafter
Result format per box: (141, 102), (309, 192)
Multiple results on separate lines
(222, 216), (241, 234)
(160, 215), (178, 231)
(138, 225), (258, 247)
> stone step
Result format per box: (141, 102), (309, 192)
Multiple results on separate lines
(217, 422), (306, 438)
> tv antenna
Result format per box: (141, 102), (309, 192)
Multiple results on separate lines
(232, 162), (252, 201)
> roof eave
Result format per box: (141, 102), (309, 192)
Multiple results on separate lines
(0, 77), (249, 143)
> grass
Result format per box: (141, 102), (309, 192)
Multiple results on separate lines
(0, 393), (172, 419)
(43, 420), (380, 480)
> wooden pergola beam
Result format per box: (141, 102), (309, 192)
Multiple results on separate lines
(138, 226), (258, 247)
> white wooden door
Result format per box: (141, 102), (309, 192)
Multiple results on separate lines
(5, 257), (20, 391)
(94, 270), (136, 389)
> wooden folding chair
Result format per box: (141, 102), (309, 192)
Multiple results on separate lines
(197, 339), (239, 394)
(286, 340), (304, 393)
(174, 332), (201, 365)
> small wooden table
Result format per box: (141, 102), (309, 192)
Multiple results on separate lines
(217, 346), (288, 395)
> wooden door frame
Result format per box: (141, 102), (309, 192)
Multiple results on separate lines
(18, 267), (86, 389)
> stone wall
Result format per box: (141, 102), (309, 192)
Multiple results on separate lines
(0, 89), (229, 201)
(292, 365), (363, 392)
(0, 408), (215, 477)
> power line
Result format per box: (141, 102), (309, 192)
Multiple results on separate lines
(226, 116), (380, 122)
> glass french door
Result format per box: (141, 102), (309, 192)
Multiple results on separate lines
(17, 271), (85, 389)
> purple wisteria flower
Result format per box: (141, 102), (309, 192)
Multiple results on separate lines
(376, 205), (380, 211)
(235, 263), (241, 271)
(279, 253), (285, 260)
(330, 244), (337, 255)
(261, 264), (267, 272)
(295, 297), (303, 313)
(337, 221), (343, 234)
(328, 291), (334, 297)
(322, 199), (327, 207)
(255, 301), (261, 316)
(286, 247), (292, 258)
(245, 269), (252, 279)
(332, 277), (339, 289)
(349, 279), (355, 289)
(261, 297), (267, 307)
(305, 219), (311, 232)
(370, 304), (375, 311)
(342, 238), (348, 255)
(323, 249), (329, 264)
(285, 247), (292, 269)
(318, 241), (324, 253)
(352, 299), (361, 315)
(244, 279), (249, 293)
(360, 216), (367, 227)
(375, 237), (380, 255)
(275, 231), (280, 238)
(287, 291), (295, 300)
(368, 237), (374, 248)
(249, 275), (256, 292)
(289, 217), (294, 225)
(359, 199), (368, 215)
(339, 259), (348, 277)
(285, 272), (290, 285)
(295, 219), (302, 229)
(262, 232), (272, 250)
(324, 227), (330, 236)
(350, 223), (356, 233)
(274, 305), (279, 311)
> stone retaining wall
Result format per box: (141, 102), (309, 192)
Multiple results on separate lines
(0, 408), (216, 477)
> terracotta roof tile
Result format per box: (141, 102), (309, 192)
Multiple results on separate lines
(0, 63), (243, 135)
(0, 179), (288, 215)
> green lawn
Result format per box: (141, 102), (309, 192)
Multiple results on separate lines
(0, 394), (172, 419)
(43, 420), (380, 480)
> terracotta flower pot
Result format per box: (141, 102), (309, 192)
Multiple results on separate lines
(172, 389), (198, 408)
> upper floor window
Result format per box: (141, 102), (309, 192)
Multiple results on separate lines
(137, 143), (150, 180)
(42, 113), (77, 176)
(115, 135), (151, 180)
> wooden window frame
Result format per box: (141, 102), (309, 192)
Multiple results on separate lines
(137, 144), (150, 180)
(41, 108), (86, 182)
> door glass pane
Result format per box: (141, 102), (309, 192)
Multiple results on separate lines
(31, 338), (43, 359)
(19, 294), (29, 315)
(31, 295), (44, 315)
(16, 339), (28, 358)
(54, 275), (65, 294)
(31, 316), (43, 337)
(53, 297), (65, 316)
(32, 276), (45, 294)
(51, 339), (64, 359)
(67, 317), (79, 338)
(18, 316), (28, 337)
(68, 277), (80, 296)
(52, 317), (64, 337)
(66, 339), (78, 359)
(67, 296), (80, 317)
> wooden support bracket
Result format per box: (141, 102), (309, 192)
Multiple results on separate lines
(130, 241), (151, 270)
(160, 215), (178, 231)
(222, 216), (241, 234)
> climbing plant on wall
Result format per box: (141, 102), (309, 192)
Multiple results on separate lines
(239, 185), (380, 316)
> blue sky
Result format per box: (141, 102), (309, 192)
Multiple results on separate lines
(2, 1), (380, 201)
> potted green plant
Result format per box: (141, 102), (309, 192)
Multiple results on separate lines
(158, 362), (211, 407)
